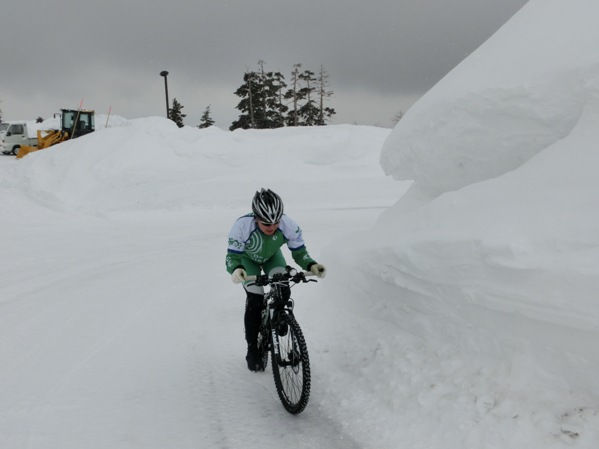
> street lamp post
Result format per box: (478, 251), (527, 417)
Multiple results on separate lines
(160, 70), (170, 119)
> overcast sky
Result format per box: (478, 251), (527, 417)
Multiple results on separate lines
(0, 0), (527, 129)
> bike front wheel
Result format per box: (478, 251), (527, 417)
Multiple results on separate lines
(271, 314), (311, 414)
(256, 324), (269, 371)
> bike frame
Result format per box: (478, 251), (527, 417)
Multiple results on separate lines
(245, 267), (317, 414)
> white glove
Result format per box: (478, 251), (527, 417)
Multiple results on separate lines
(310, 263), (327, 279)
(231, 268), (247, 284)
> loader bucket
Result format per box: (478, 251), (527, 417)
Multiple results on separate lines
(16, 145), (39, 159)
(16, 129), (67, 158)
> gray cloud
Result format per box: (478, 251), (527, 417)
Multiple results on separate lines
(0, 0), (527, 128)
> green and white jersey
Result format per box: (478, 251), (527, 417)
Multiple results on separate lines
(226, 214), (315, 274)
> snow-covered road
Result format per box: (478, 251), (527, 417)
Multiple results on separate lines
(0, 181), (385, 448)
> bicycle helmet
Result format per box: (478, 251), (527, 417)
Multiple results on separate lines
(252, 188), (284, 224)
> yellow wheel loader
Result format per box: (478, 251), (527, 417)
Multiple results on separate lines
(16, 109), (95, 158)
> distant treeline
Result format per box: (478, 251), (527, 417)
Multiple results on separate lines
(169, 60), (336, 130)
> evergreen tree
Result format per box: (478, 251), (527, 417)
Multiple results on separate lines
(230, 61), (288, 130)
(36, 116), (44, 123)
(297, 69), (319, 126)
(255, 60), (269, 128)
(230, 70), (260, 130)
(198, 105), (215, 128)
(284, 64), (304, 127)
(169, 98), (186, 128)
(230, 61), (336, 129)
(269, 71), (288, 128)
(316, 65), (336, 125)
(257, 60), (287, 129)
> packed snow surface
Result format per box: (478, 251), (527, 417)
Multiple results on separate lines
(2, 0), (599, 447)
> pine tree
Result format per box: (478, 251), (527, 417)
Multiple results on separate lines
(230, 70), (260, 130)
(255, 60), (269, 128)
(230, 61), (288, 130)
(297, 69), (319, 126)
(284, 64), (304, 127)
(230, 61), (336, 129)
(316, 65), (336, 125)
(257, 60), (287, 129)
(270, 71), (288, 128)
(198, 105), (215, 128)
(169, 98), (186, 128)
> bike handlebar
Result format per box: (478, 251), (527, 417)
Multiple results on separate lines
(245, 268), (318, 286)
(245, 271), (316, 282)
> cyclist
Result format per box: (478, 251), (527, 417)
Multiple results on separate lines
(226, 188), (326, 371)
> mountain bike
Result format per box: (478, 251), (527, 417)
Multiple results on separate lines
(246, 266), (317, 415)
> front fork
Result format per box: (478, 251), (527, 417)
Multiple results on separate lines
(262, 289), (294, 361)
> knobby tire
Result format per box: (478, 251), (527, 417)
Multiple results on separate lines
(270, 314), (311, 414)
(257, 324), (269, 371)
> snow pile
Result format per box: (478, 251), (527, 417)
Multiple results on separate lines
(319, 0), (599, 446)
(380, 0), (599, 198)
(3, 120), (397, 216)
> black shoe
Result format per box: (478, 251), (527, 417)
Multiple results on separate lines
(246, 348), (264, 372)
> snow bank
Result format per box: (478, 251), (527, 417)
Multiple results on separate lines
(380, 0), (599, 199)
(2, 120), (396, 216)
(372, 0), (599, 372)
(319, 0), (599, 446)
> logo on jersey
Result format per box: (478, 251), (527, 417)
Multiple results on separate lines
(228, 238), (243, 251)
(245, 232), (265, 259)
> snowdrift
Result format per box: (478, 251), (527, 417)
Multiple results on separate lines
(320, 0), (599, 446)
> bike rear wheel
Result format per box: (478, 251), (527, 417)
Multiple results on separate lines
(271, 314), (310, 414)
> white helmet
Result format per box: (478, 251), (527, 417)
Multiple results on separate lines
(252, 188), (284, 224)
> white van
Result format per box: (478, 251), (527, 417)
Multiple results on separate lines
(0, 122), (10, 147)
(1, 121), (39, 155)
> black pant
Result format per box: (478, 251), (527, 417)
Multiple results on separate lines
(244, 287), (290, 349)
(244, 292), (264, 350)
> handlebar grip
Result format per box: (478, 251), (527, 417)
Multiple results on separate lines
(245, 271), (315, 282)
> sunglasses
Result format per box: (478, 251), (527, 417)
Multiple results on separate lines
(259, 221), (279, 227)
